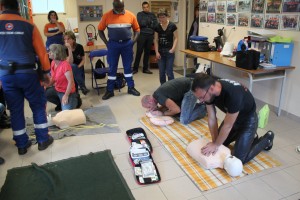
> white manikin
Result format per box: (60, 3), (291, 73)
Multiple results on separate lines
(48, 109), (86, 129)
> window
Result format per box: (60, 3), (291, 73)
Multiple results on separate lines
(31, 0), (65, 14)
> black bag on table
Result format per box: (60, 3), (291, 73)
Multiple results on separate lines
(235, 49), (260, 70)
(189, 36), (210, 52)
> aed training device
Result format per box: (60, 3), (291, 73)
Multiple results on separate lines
(85, 24), (97, 46)
(270, 43), (294, 66)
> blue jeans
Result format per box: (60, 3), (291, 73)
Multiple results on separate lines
(158, 50), (175, 85)
(180, 90), (207, 125)
(71, 64), (86, 90)
(57, 92), (78, 110)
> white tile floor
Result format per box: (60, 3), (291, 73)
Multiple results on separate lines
(1, 69), (300, 200)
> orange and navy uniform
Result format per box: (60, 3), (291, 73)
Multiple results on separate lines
(0, 10), (50, 76)
(0, 10), (50, 149)
(98, 9), (140, 41)
(44, 22), (65, 50)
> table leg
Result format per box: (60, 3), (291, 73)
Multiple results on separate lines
(277, 71), (287, 116)
(183, 54), (187, 77)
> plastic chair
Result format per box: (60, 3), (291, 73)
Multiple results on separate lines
(89, 49), (109, 95)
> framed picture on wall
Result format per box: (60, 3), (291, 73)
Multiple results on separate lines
(238, 0), (251, 12)
(79, 5), (103, 21)
(238, 13), (250, 26)
(199, 0), (208, 11)
(266, 0), (282, 13)
(217, 1), (226, 12)
(226, 13), (237, 25)
(208, 1), (216, 12)
(282, 0), (300, 12)
(216, 13), (226, 24)
(227, 1), (238, 12)
(265, 14), (280, 29)
(280, 14), (299, 30)
(200, 12), (208, 22)
(251, 14), (264, 27)
(207, 13), (216, 22)
(251, 0), (265, 13)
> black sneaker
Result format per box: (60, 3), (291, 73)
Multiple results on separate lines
(18, 140), (32, 155)
(264, 131), (274, 151)
(102, 91), (114, 100)
(81, 86), (90, 95)
(143, 69), (153, 74)
(128, 87), (140, 96)
(132, 69), (138, 74)
(38, 135), (54, 151)
(0, 156), (5, 165)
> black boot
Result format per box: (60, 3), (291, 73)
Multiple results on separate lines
(81, 86), (90, 95)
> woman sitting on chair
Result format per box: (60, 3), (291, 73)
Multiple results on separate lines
(63, 31), (89, 95)
(47, 44), (78, 110)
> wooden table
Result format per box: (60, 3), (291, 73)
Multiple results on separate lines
(83, 44), (106, 53)
(181, 49), (295, 116)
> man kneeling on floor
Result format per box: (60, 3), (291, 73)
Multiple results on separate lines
(141, 77), (207, 125)
(192, 73), (274, 164)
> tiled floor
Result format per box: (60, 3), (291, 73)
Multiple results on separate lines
(0, 69), (300, 200)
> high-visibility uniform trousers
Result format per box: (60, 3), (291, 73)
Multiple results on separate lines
(106, 39), (135, 92)
(1, 73), (49, 148)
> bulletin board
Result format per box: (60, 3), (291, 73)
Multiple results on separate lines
(79, 5), (103, 22)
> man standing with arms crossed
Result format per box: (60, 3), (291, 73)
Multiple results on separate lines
(0, 0), (53, 155)
(132, 1), (158, 75)
(98, 0), (141, 100)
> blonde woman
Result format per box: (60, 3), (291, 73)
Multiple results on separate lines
(47, 44), (78, 110)
(63, 31), (89, 95)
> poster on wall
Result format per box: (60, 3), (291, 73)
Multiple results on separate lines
(280, 14), (299, 30)
(207, 13), (216, 22)
(251, 0), (265, 13)
(282, 0), (300, 12)
(199, 0), (208, 11)
(251, 14), (264, 27)
(264, 14), (280, 29)
(238, 13), (250, 26)
(200, 13), (208, 22)
(238, 0), (251, 12)
(266, 0), (282, 13)
(216, 13), (226, 23)
(227, 1), (238, 12)
(226, 13), (237, 25)
(208, 1), (216, 12)
(217, 1), (226, 12)
(79, 5), (103, 21)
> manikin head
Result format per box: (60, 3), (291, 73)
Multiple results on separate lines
(141, 95), (157, 111)
(223, 155), (243, 177)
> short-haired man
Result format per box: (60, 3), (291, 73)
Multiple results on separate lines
(192, 73), (274, 164)
(142, 77), (206, 125)
(132, 1), (158, 74)
(98, 0), (141, 100)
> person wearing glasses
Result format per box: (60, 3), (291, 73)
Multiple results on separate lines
(191, 73), (274, 164)
(141, 77), (206, 125)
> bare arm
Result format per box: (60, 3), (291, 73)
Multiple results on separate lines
(206, 104), (218, 142)
(132, 31), (140, 43)
(169, 30), (178, 53)
(163, 98), (181, 116)
(98, 30), (108, 46)
(65, 43), (73, 64)
(154, 32), (160, 59)
(61, 70), (74, 105)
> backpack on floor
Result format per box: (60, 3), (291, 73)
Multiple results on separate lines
(114, 73), (126, 91)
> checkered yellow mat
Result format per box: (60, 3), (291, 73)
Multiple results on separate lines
(140, 116), (281, 191)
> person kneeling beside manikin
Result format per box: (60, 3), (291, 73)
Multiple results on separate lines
(47, 109), (86, 129)
(187, 138), (243, 177)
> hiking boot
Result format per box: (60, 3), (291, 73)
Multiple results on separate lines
(132, 69), (138, 74)
(81, 86), (90, 95)
(18, 140), (32, 155)
(128, 87), (140, 96)
(143, 69), (153, 74)
(264, 131), (274, 151)
(102, 91), (114, 100)
(38, 135), (54, 151)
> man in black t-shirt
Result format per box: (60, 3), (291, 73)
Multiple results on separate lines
(192, 73), (274, 164)
(142, 77), (206, 125)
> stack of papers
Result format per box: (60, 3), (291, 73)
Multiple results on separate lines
(260, 63), (276, 68)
